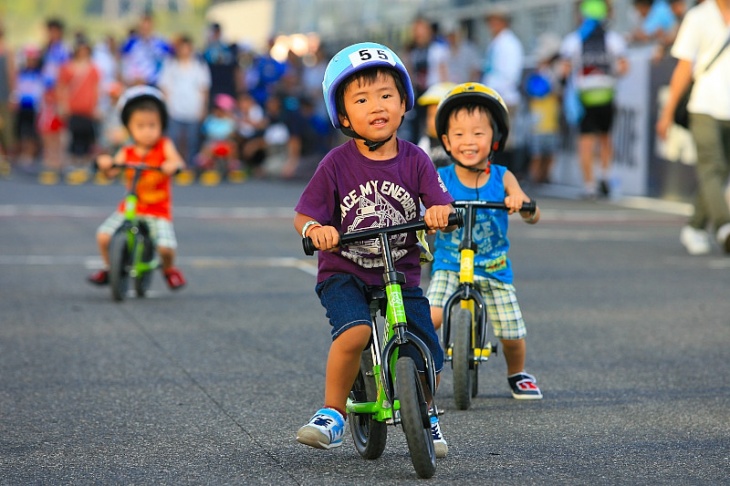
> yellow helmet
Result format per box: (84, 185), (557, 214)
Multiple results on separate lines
(435, 82), (510, 153)
(417, 82), (457, 106)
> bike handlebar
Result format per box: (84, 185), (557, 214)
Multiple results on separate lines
(451, 199), (537, 214)
(303, 212), (463, 255)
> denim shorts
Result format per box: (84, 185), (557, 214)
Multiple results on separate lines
(316, 273), (444, 374)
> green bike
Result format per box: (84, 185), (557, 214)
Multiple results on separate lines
(303, 212), (462, 479)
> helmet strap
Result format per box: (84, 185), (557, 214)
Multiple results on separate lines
(340, 115), (403, 152)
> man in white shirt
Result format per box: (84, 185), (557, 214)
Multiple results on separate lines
(481, 6), (525, 175)
(657, 0), (730, 255)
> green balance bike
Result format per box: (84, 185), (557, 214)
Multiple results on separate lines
(441, 200), (536, 410)
(304, 212), (463, 479)
(107, 163), (165, 302)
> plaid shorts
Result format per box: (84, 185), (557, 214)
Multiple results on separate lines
(426, 269), (526, 340)
(97, 212), (178, 249)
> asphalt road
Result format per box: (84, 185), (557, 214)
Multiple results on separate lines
(1, 173), (728, 485)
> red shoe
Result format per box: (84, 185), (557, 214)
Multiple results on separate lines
(163, 267), (186, 290)
(87, 269), (109, 286)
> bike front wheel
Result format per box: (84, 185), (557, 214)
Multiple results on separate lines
(109, 229), (130, 302)
(396, 356), (436, 479)
(451, 308), (473, 410)
(134, 236), (155, 297)
(349, 349), (387, 459)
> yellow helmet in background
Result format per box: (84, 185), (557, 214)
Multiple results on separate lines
(417, 82), (457, 106)
(435, 82), (510, 154)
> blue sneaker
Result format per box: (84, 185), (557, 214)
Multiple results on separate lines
(296, 408), (345, 449)
(430, 414), (448, 458)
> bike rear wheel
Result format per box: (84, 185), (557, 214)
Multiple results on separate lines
(396, 356), (436, 479)
(451, 308), (473, 410)
(109, 229), (130, 302)
(349, 349), (387, 459)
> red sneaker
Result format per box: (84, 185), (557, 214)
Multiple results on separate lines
(87, 269), (109, 286)
(163, 267), (186, 290)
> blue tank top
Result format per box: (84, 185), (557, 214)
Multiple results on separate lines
(432, 164), (513, 284)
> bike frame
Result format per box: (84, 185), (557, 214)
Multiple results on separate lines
(118, 164), (161, 278)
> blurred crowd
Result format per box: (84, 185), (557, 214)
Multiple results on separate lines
(0, 0), (695, 187)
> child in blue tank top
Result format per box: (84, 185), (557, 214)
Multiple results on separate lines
(426, 82), (544, 399)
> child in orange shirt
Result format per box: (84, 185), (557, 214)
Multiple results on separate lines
(88, 86), (187, 290)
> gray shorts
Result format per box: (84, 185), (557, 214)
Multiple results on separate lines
(97, 211), (178, 249)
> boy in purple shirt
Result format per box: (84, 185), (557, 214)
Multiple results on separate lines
(294, 42), (454, 456)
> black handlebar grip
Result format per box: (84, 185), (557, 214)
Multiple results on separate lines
(448, 211), (464, 228)
(521, 200), (537, 214)
(302, 237), (317, 256)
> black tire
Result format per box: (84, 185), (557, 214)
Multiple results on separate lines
(109, 230), (130, 302)
(349, 349), (387, 459)
(452, 308), (472, 410)
(471, 365), (479, 398)
(396, 356), (436, 479)
(134, 236), (155, 297)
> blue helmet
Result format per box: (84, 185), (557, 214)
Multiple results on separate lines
(322, 42), (415, 129)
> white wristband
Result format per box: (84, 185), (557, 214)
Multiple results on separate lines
(301, 220), (321, 238)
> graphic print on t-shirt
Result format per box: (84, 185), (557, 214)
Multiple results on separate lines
(339, 179), (417, 269)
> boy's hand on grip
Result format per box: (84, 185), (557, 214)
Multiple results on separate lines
(309, 225), (340, 252)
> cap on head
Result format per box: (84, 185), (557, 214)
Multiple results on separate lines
(435, 82), (510, 154)
(322, 42), (414, 129)
(580, 0), (608, 21)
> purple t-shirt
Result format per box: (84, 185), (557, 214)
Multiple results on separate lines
(296, 139), (453, 287)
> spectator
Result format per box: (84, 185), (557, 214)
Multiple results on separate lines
(92, 35), (120, 114)
(525, 33), (563, 185)
(235, 90), (267, 178)
(652, 0), (690, 61)
(196, 93), (239, 181)
(441, 19), (482, 83)
(560, 0), (629, 198)
(247, 37), (288, 107)
(119, 12), (173, 87)
(280, 95), (331, 180)
(202, 23), (240, 110)
(158, 34), (211, 164)
(0, 24), (15, 175)
(57, 36), (100, 184)
(481, 5), (526, 176)
(404, 15), (449, 143)
(96, 81), (127, 163)
(301, 42), (329, 120)
(11, 46), (44, 170)
(37, 17), (70, 185)
(656, 0), (730, 255)
(630, 0), (678, 45)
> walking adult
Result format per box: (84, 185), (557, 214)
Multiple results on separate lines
(560, 0), (629, 198)
(481, 6), (525, 176)
(657, 0), (730, 255)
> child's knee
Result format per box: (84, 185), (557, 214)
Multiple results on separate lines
(157, 246), (175, 258)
